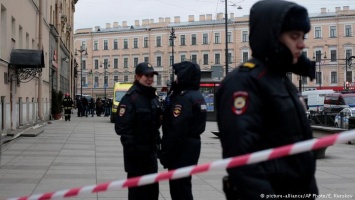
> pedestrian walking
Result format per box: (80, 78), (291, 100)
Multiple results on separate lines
(216, 0), (318, 199)
(114, 62), (162, 200)
(160, 61), (207, 200)
(62, 93), (73, 121)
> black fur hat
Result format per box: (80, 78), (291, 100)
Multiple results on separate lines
(281, 6), (310, 33)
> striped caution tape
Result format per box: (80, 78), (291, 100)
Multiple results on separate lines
(7, 129), (355, 200)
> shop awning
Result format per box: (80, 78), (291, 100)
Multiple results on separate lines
(9, 49), (45, 69)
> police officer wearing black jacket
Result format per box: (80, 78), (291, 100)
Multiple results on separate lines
(160, 61), (207, 200)
(115, 62), (161, 200)
(216, 0), (318, 199)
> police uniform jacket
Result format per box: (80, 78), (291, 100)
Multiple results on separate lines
(216, 1), (318, 199)
(115, 81), (161, 174)
(160, 61), (207, 169)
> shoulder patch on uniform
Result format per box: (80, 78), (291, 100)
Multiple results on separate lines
(243, 62), (255, 69)
(119, 105), (126, 116)
(173, 104), (182, 117)
(232, 91), (249, 115)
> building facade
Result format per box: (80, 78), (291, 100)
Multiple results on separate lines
(73, 6), (355, 99)
(0, 0), (77, 131)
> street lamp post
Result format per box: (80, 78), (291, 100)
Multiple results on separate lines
(169, 27), (176, 84)
(224, 1), (242, 76)
(101, 61), (110, 100)
(313, 50), (327, 89)
(75, 45), (87, 99)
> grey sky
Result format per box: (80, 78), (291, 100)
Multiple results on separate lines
(74, 0), (354, 30)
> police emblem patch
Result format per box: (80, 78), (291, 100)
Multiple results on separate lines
(173, 104), (182, 117)
(232, 91), (249, 115)
(119, 105), (126, 116)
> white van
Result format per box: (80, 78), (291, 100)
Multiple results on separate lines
(302, 90), (335, 111)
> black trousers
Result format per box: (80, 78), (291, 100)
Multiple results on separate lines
(127, 173), (159, 200)
(169, 176), (193, 200)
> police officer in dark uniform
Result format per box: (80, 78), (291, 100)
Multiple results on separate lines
(115, 62), (161, 200)
(160, 61), (207, 200)
(62, 93), (73, 121)
(216, 1), (318, 199)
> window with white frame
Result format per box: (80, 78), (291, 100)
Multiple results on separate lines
(156, 36), (161, 47)
(315, 27), (322, 38)
(191, 55), (197, 63)
(114, 58), (118, 69)
(81, 41), (86, 49)
(331, 71), (337, 83)
(180, 35), (186, 46)
(191, 34), (197, 45)
(94, 77), (99, 87)
(124, 39), (128, 49)
(330, 50), (337, 62)
(242, 51), (249, 63)
(330, 26), (336, 38)
(82, 77), (86, 86)
(82, 60), (86, 70)
(134, 57), (138, 67)
(203, 33), (208, 44)
(227, 32), (232, 43)
(144, 57), (149, 63)
(345, 25), (352, 37)
(346, 71), (352, 82)
(203, 54), (208, 65)
(113, 39), (118, 49)
(214, 33), (220, 44)
(144, 37), (148, 48)
(215, 53), (220, 64)
(94, 40), (98, 50)
(228, 53), (232, 64)
(181, 55), (186, 62)
(104, 75), (108, 87)
(242, 31), (248, 42)
(346, 49), (353, 59)
(114, 75), (118, 83)
(134, 38), (138, 48)
(94, 59), (99, 69)
(124, 58), (128, 68)
(124, 75), (128, 82)
(103, 40), (108, 50)
(157, 56), (162, 66)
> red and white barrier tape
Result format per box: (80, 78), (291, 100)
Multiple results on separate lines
(7, 129), (355, 200)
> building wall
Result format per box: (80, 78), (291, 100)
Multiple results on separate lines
(73, 7), (355, 99)
(0, 0), (75, 131)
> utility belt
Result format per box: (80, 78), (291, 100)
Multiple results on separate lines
(223, 176), (241, 200)
(63, 107), (72, 110)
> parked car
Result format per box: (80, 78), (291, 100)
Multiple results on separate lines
(334, 107), (355, 129)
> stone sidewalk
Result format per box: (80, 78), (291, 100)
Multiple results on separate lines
(0, 116), (355, 200)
